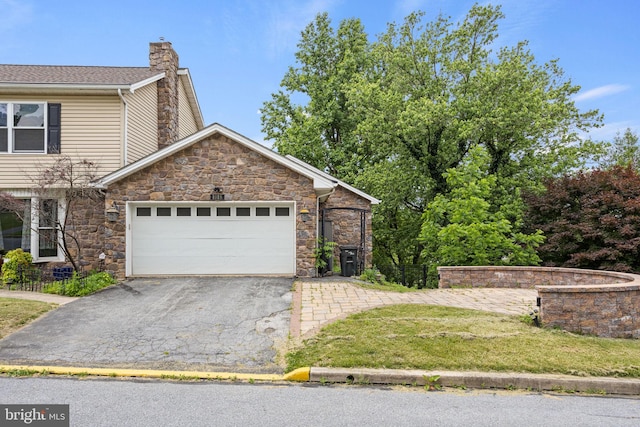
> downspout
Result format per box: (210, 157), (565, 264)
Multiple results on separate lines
(117, 89), (128, 166)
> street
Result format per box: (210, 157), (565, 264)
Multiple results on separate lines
(1, 377), (638, 426)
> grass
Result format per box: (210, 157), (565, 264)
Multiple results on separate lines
(0, 297), (56, 339)
(286, 304), (640, 377)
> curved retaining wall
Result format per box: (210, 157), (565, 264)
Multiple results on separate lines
(437, 266), (640, 339)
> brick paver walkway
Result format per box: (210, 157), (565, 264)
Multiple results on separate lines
(291, 279), (538, 338)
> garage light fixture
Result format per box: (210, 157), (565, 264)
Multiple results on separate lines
(106, 201), (120, 222)
(300, 208), (310, 222)
(210, 187), (225, 201)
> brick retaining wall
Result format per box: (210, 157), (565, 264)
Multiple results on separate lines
(437, 266), (640, 339)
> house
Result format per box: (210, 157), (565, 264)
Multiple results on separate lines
(0, 42), (379, 279)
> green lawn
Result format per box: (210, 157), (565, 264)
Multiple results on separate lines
(286, 304), (640, 377)
(0, 298), (56, 339)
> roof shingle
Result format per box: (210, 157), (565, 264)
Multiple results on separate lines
(0, 65), (160, 85)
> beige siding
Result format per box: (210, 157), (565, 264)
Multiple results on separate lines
(0, 95), (122, 188)
(125, 83), (158, 163)
(178, 80), (199, 138)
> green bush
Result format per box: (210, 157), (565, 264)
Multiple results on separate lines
(1, 249), (33, 284)
(42, 271), (116, 297)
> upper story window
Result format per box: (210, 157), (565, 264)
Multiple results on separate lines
(0, 102), (61, 154)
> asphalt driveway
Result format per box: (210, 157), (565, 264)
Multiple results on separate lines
(0, 277), (293, 373)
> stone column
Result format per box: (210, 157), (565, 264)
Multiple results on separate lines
(150, 41), (179, 150)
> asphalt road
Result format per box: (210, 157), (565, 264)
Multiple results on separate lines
(1, 377), (638, 426)
(0, 277), (293, 373)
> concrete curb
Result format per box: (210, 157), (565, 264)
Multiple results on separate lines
(2, 365), (638, 395)
(0, 365), (310, 383)
(308, 367), (640, 395)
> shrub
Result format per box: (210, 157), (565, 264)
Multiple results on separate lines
(524, 166), (640, 272)
(42, 271), (116, 297)
(1, 249), (33, 284)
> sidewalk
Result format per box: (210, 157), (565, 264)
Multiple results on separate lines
(291, 279), (538, 338)
(0, 289), (78, 305)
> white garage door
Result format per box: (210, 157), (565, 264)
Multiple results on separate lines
(129, 203), (296, 275)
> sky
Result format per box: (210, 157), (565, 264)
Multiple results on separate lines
(1, 0), (639, 146)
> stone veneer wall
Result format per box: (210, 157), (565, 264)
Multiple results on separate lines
(320, 186), (373, 271)
(65, 195), (106, 271)
(103, 133), (318, 278)
(437, 266), (640, 338)
(149, 41), (179, 150)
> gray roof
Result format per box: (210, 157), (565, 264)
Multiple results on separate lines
(0, 65), (161, 85)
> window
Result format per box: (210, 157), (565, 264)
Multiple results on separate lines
(256, 207), (270, 217)
(38, 199), (58, 258)
(136, 207), (151, 217)
(0, 199), (30, 253)
(197, 207), (211, 217)
(176, 207), (191, 217)
(0, 197), (61, 261)
(157, 207), (171, 217)
(236, 207), (251, 217)
(216, 207), (231, 217)
(0, 102), (61, 154)
(275, 207), (290, 217)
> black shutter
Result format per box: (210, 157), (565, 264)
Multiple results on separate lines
(47, 103), (61, 154)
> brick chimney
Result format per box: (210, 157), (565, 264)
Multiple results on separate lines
(149, 41), (179, 150)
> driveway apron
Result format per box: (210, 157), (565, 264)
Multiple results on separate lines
(0, 277), (293, 374)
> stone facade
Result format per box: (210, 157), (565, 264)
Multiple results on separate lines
(65, 195), (106, 271)
(437, 266), (640, 338)
(320, 186), (373, 273)
(103, 133), (320, 278)
(150, 41), (179, 150)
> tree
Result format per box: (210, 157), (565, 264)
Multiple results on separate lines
(0, 156), (102, 272)
(420, 146), (543, 284)
(598, 128), (640, 170)
(261, 5), (602, 268)
(523, 166), (640, 272)
(260, 12), (371, 182)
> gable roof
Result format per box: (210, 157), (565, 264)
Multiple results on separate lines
(0, 65), (160, 86)
(95, 123), (338, 193)
(285, 155), (381, 205)
(0, 64), (204, 128)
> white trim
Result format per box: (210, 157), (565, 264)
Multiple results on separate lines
(285, 155), (381, 204)
(130, 73), (165, 93)
(95, 123), (337, 193)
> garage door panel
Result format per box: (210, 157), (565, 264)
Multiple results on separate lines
(130, 203), (295, 275)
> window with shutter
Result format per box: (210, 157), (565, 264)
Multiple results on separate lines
(0, 102), (60, 154)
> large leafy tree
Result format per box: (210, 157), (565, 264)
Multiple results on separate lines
(420, 146), (544, 284)
(262, 4), (602, 268)
(260, 12), (370, 181)
(524, 166), (640, 272)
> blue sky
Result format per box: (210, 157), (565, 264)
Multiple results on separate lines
(2, 0), (638, 146)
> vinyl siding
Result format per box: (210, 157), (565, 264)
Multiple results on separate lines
(0, 95), (122, 189)
(178, 80), (199, 138)
(125, 83), (158, 163)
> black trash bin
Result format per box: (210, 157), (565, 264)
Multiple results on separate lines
(340, 245), (359, 277)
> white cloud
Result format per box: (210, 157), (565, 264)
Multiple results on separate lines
(573, 84), (630, 102)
